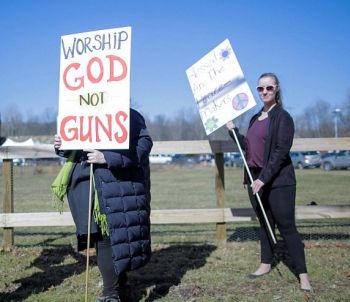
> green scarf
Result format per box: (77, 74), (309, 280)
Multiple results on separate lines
(51, 152), (76, 213)
(92, 175), (109, 236)
(51, 152), (109, 235)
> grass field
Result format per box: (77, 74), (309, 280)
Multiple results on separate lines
(1, 164), (350, 212)
(0, 165), (349, 301)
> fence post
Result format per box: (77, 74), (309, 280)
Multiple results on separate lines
(3, 159), (14, 250)
(214, 152), (226, 243)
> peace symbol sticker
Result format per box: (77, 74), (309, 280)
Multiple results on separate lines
(232, 93), (249, 111)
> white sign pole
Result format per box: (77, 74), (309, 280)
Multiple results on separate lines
(187, 39), (276, 244)
(85, 164), (94, 302)
(229, 129), (276, 244)
(58, 26), (132, 300)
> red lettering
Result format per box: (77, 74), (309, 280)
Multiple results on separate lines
(114, 111), (128, 143)
(79, 116), (93, 142)
(59, 112), (128, 145)
(60, 116), (78, 140)
(95, 114), (112, 142)
(63, 63), (84, 91)
(106, 55), (127, 82)
(62, 55), (127, 91)
(87, 57), (104, 84)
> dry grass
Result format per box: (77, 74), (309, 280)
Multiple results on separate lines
(0, 164), (349, 301)
(0, 240), (349, 301)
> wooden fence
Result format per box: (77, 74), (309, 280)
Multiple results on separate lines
(1, 137), (350, 249)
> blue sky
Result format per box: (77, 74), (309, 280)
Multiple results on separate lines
(0, 0), (349, 121)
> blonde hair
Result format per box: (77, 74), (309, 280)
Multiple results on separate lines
(259, 72), (283, 107)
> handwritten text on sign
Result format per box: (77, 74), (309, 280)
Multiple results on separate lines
(58, 27), (131, 149)
(186, 39), (256, 135)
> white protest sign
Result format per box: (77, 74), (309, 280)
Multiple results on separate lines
(186, 39), (256, 135)
(58, 26), (131, 149)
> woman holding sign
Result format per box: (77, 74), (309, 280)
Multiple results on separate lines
(54, 109), (153, 302)
(227, 73), (312, 292)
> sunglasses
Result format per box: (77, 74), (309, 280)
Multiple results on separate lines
(256, 85), (277, 93)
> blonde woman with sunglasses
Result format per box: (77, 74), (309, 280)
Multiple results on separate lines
(227, 73), (312, 293)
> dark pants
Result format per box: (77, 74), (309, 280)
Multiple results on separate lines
(248, 169), (307, 275)
(68, 162), (99, 251)
(95, 236), (127, 297)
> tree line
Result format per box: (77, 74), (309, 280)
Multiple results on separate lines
(1, 96), (349, 140)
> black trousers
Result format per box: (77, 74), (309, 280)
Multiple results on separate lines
(248, 169), (307, 275)
(95, 236), (127, 296)
(67, 162), (99, 251)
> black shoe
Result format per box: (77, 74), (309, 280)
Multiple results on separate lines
(119, 284), (137, 302)
(300, 287), (314, 293)
(247, 270), (270, 279)
(96, 294), (121, 302)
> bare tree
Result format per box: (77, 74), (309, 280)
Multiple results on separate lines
(2, 94), (349, 140)
(338, 94), (350, 137)
(1, 105), (57, 137)
(294, 100), (333, 138)
(2, 104), (25, 136)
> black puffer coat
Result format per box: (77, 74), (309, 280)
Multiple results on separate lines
(93, 109), (153, 275)
(56, 109), (153, 276)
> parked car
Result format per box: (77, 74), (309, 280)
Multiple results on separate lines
(13, 158), (27, 166)
(290, 151), (321, 169)
(321, 150), (350, 171)
(199, 154), (214, 164)
(172, 154), (199, 165)
(149, 154), (172, 164)
(302, 151), (321, 168)
(290, 152), (304, 169)
(224, 152), (244, 168)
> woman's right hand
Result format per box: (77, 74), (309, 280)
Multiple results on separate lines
(54, 135), (62, 149)
(226, 120), (235, 130)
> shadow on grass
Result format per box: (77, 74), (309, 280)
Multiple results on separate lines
(127, 244), (217, 302)
(227, 226), (260, 241)
(0, 244), (216, 302)
(20, 231), (74, 247)
(227, 224), (350, 285)
(227, 225), (350, 242)
(0, 245), (91, 301)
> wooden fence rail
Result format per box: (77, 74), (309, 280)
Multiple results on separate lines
(1, 206), (350, 228)
(1, 137), (350, 249)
